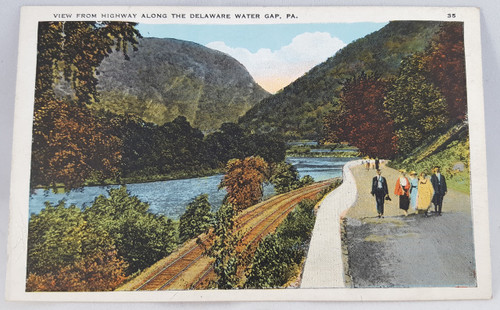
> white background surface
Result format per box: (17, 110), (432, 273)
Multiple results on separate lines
(1, 0), (498, 309)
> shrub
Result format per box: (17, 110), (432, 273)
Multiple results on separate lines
(179, 194), (214, 243)
(26, 202), (128, 291)
(244, 199), (317, 288)
(84, 186), (178, 274)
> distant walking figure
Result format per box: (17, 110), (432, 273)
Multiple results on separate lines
(371, 169), (389, 218)
(394, 169), (410, 216)
(409, 171), (419, 212)
(431, 166), (447, 216)
(417, 172), (434, 217)
(375, 158), (380, 170)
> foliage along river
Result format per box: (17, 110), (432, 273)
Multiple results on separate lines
(29, 156), (355, 220)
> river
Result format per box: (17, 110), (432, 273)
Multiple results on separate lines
(29, 156), (355, 219)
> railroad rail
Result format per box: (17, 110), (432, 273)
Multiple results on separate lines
(119, 179), (335, 291)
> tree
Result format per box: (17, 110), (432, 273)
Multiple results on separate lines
(26, 248), (128, 292)
(244, 234), (297, 288)
(244, 199), (316, 288)
(219, 156), (269, 211)
(179, 194), (214, 243)
(270, 162), (301, 194)
(206, 123), (247, 165)
(299, 175), (315, 187)
(83, 186), (178, 274)
(205, 123), (287, 167)
(156, 116), (208, 174)
(31, 99), (122, 190)
(205, 203), (242, 289)
(384, 54), (450, 156)
(31, 21), (141, 190)
(244, 133), (287, 164)
(424, 22), (467, 122)
(269, 162), (313, 194)
(35, 22), (141, 105)
(323, 73), (397, 158)
(26, 201), (127, 291)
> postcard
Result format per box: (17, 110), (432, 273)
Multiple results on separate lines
(6, 6), (491, 301)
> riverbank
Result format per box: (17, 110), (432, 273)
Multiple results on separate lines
(36, 167), (226, 193)
(30, 156), (351, 219)
(342, 165), (476, 287)
(286, 151), (361, 158)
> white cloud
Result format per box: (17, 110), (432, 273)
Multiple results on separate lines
(206, 32), (346, 93)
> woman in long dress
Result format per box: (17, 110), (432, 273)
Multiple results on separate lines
(416, 172), (434, 217)
(394, 169), (410, 216)
(409, 171), (419, 212)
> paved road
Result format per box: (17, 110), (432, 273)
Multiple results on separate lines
(343, 165), (477, 288)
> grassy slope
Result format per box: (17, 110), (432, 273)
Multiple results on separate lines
(389, 122), (470, 193)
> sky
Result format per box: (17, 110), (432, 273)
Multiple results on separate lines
(136, 23), (387, 93)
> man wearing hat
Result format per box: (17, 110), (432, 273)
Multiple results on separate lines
(431, 166), (447, 215)
(371, 169), (389, 218)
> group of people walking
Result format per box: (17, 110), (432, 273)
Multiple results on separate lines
(371, 166), (447, 218)
(364, 158), (385, 171)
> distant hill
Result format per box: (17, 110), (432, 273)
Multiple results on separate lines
(238, 21), (442, 140)
(93, 37), (269, 131)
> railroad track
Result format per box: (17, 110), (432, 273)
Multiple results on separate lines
(121, 179), (334, 291)
(190, 185), (327, 289)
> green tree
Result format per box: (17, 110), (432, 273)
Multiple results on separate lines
(244, 133), (287, 164)
(270, 162), (300, 194)
(84, 186), (177, 274)
(384, 54), (450, 156)
(205, 123), (287, 167)
(245, 199), (316, 288)
(270, 162), (314, 194)
(244, 234), (297, 288)
(26, 201), (127, 291)
(205, 203), (242, 289)
(299, 175), (315, 187)
(179, 194), (214, 243)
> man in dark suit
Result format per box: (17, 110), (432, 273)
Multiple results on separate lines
(371, 169), (389, 218)
(431, 166), (447, 216)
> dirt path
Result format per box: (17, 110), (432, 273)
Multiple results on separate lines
(342, 164), (477, 288)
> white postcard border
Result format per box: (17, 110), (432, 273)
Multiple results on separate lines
(6, 6), (491, 302)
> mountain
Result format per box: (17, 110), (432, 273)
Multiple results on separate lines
(94, 37), (269, 131)
(238, 21), (443, 140)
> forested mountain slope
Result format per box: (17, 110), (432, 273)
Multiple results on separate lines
(239, 21), (442, 140)
(93, 37), (269, 131)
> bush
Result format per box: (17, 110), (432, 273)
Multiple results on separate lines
(270, 162), (315, 194)
(26, 202), (128, 291)
(84, 186), (178, 274)
(244, 199), (316, 288)
(179, 194), (214, 243)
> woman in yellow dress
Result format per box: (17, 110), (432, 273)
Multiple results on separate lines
(417, 172), (434, 217)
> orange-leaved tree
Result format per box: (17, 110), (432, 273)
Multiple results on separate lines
(219, 156), (269, 212)
(31, 21), (141, 190)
